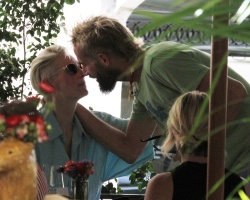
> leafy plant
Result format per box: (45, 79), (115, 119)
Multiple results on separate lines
(131, 0), (250, 46)
(101, 179), (123, 194)
(129, 161), (156, 192)
(0, 0), (79, 103)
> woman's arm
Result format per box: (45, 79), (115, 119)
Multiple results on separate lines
(76, 104), (156, 163)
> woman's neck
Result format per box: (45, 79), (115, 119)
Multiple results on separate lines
(53, 101), (75, 128)
(52, 98), (77, 159)
(181, 153), (207, 164)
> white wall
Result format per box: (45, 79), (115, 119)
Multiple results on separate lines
(229, 56), (250, 83)
(56, 1), (250, 119)
(56, 0), (145, 118)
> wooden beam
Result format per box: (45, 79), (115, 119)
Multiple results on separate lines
(206, 1), (229, 199)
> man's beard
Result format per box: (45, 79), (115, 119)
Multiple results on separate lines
(96, 62), (121, 93)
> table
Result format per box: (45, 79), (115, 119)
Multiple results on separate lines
(100, 193), (144, 200)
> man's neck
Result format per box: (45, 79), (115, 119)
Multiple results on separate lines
(133, 65), (142, 83)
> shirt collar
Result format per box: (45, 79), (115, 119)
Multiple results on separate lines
(41, 108), (89, 142)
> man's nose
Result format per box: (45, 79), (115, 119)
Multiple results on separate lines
(80, 66), (88, 76)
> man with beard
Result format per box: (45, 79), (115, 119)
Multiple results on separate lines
(72, 16), (250, 175)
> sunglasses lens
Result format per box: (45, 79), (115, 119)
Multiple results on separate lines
(67, 64), (78, 74)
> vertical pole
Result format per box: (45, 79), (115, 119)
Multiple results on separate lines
(206, 1), (229, 200)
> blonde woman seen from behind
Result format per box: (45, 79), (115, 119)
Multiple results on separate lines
(144, 91), (250, 200)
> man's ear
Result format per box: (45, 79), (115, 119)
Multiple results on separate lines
(97, 53), (110, 67)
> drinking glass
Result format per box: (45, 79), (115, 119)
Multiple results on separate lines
(42, 165), (70, 196)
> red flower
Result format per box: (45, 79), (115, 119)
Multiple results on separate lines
(20, 114), (30, 123)
(39, 82), (55, 94)
(5, 115), (22, 127)
(35, 115), (45, 124)
(59, 160), (94, 179)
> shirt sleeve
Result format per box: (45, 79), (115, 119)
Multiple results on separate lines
(93, 111), (154, 181)
(103, 141), (154, 181)
(93, 111), (128, 131)
(130, 97), (152, 120)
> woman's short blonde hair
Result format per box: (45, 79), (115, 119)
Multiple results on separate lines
(162, 91), (209, 157)
(30, 45), (68, 96)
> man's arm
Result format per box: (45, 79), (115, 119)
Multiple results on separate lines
(76, 104), (156, 163)
(197, 71), (247, 122)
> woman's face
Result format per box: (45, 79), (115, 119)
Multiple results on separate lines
(50, 55), (88, 101)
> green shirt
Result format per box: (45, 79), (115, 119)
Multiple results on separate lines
(131, 41), (250, 173)
(132, 41), (210, 127)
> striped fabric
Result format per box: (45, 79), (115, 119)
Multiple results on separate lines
(37, 164), (50, 200)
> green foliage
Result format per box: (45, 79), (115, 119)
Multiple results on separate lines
(101, 179), (123, 194)
(0, 0), (76, 102)
(129, 161), (156, 192)
(135, 0), (250, 45)
(65, 0), (80, 5)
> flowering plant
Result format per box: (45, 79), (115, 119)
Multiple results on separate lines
(0, 82), (55, 143)
(0, 96), (51, 143)
(57, 160), (94, 180)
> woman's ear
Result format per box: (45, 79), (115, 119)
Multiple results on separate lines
(97, 53), (110, 67)
(42, 78), (54, 87)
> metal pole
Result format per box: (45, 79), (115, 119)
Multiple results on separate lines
(206, 1), (229, 199)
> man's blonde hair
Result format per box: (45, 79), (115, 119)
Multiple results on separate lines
(71, 15), (144, 65)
